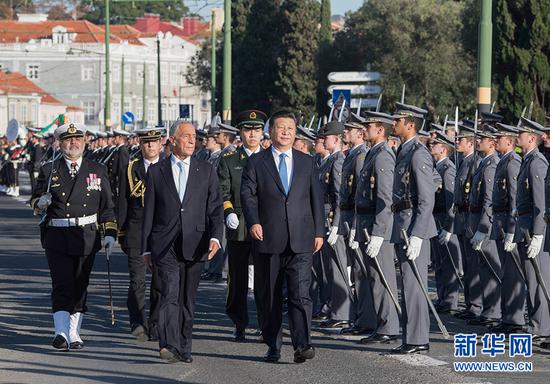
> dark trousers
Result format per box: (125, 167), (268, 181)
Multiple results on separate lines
(46, 249), (95, 313)
(28, 166), (36, 193)
(155, 248), (203, 355)
(226, 240), (258, 330)
(254, 244), (313, 351)
(310, 248), (331, 315)
(124, 247), (161, 334)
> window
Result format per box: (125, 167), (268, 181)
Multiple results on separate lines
(148, 102), (156, 123)
(170, 63), (178, 85)
(124, 63), (131, 82)
(21, 103), (27, 122)
(112, 63), (120, 83)
(148, 65), (155, 86)
(161, 63), (168, 84)
(136, 66), (144, 83)
(82, 65), (93, 81)
(170, 104), (177, 120)
(31, 103), (38, 124)
(83, 101), (96, 122)
(26, 64), (39, 80)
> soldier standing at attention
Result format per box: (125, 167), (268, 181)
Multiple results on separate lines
(30, 122), (117, 351)
(218, 110), (267, 342)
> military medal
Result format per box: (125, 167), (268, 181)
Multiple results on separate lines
(502, 178), (506, 191)
(347, 175), (354, 193)
(324, 172), (330, 184)
(86, 173), (101, 191)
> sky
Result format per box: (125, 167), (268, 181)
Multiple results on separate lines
(189, 0), (365, 19)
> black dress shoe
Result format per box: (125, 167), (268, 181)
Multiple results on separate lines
(540, 341), (550, 349)
(468, 317), (500, 327)
(293, 345), (315, 363)
(455, 310), (477, 320)
(391, 343), (429, 354)
(359, 334), (398, 344)
(488, 323), (524, 334)
(319, 320), (352, 329)
(160, 346), (183, 363)
(131, 323), (148, 341)
(312, 312), (330, 321)
(69, 341), (84, 350)
(180, 353), (193, 363)
(263, 347), (281, 363)
(340, 326), (375, 335)
(233, 328), (246, 342)
(52, 335), (69, 351)
(436, 306), (460, 315)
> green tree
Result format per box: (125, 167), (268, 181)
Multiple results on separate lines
(329, 0), (476, 118)
(494, 0), (550, 121)
(0, 0), (35, 20)
(276, 0), (320, 116)
(78, 0), (188, 24)
(316, 0), (333, 117)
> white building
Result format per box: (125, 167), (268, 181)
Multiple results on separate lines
(0, 14), (210, 131)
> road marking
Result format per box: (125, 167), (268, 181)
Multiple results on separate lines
(388, 353), (448, 367)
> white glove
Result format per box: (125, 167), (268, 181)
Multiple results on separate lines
(37, 194), (52, 210)
(348, 229), (359, 250)
(503, 233), (516, 253)
(438, 230), (452, 245)
(471, 230), (487, 251)
(406, 236), (423, 261)
(102, 235), (116, 253)
(366, 235), (384, 258)
(527, 234), (543, 259)
(225, 213), (240, 230)
(327, 226), (339, 246)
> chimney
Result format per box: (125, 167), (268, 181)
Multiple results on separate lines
(135, 13), (160, 32)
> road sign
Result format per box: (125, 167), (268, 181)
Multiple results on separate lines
(332, 89), (351, 107)
(327, 98), (379, 109)
(122, 111), (135, 124)
(327, 71), (381, 83)
(179, 104), (190, 119)
(328, 84), (382, 96)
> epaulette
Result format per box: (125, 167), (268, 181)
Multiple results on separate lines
(223, 151), (237, 157)
(358, 153), (366, 162)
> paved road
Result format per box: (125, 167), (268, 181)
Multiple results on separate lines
(0, 183), (549, 384)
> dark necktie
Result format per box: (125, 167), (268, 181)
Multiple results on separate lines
(70, 162), (78, 178)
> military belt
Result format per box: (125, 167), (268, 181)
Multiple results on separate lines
(516, 208), (533, 217)
(49, 214), (97, 227)
(339, 204), (355, 210)
(454, 204), (469, 213)
(493, 206), (511, 213)
(469, 206), (482, 213)
(356, 206), (376, 215)
(391, 199), (415, 213)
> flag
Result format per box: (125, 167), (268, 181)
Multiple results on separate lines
(37, 114), (66, 134)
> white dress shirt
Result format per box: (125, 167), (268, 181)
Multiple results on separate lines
(271, 146), (293, 187)
(244, 146), (261, 157)
(143, 156), (159, 173)
(64, 156), (83, 173)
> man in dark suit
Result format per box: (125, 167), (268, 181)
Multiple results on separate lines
(141, 120), (224, 363)
(241, 110), (324, 364)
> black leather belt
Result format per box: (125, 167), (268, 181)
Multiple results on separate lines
(357, 206), (376, 215)
(391, 200), (414, 213)
(469, 206), (482, 213)
(493, 206), (510, 213)
(339, 204), (354, 210)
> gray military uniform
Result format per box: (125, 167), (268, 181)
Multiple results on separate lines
(391, 136), (437, 345)
(453, 153), (482, 316)
(490, 150), (524, 326)
(516, 148), (550, 337)
(468, 152), (501, 320)
(354, 141), (399, 335)
(432, 157), (461, 311)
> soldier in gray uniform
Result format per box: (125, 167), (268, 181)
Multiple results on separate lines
(489, 122), (524, 333)
(515, 117), (550, 343)
(430, 132), (461, 314)
(319, 121), (352, 329)
(467, 127), (501, 326)
(338, 115), (376, 335)
(390, 103), (437, 354)
(453, 125), (482, 320)
(351, 111), (400, 344)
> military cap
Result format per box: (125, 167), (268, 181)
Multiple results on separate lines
(86, 131), (98, 140)
(430, 123), (445, 133)
(262, 132), (270, 140)
(54, 122), (86, 140)
(418, 130), (430, 138)
(344, 112), (366, 129)
(364, 111), (394, 126)
(196, 129), (207, 139)
(135, 127), (165, 142)
(296, 126), (316, 142)
(456, 124), (476, 138)
(461, 119), (476, 128)
(96, 131), (108, 139)
(32, 133), (43, 139)
(27, 127), (39, 133)
(545, 116), (550, 127)
(235, 110), (267, 129)
(517, 117), (548, 135)
(113, 129), (130, 137)
(392, 102), (428, 119)
(105, 130), (115, 138)
(478, 125), (498, 139)
(318, 121), (344, 137)
(218, 122), (238, 135)
(481, 112), (504, 123)
(432, 131), (454, 147)
(495, 123), (519, 137)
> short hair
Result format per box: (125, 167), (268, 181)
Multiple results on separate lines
(404, 116), (424, 132)
(169, 119), (195, 137)
(268, 110), (298, 128)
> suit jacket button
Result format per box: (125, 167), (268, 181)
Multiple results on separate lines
(181, 209), (184, 212)
(66, 203), (70, 206)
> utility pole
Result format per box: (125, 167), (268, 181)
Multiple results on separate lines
(477, 0), (492, 113)
(157, 33), (162, 127)
(142, 61), (147, 128)
(222, 0), (231, 122)
(211, 9), (216, 118)
(104, 0), (111, 130)
(120, 55), (125, 129)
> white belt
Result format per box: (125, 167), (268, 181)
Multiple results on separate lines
(49, 214), (97, 227)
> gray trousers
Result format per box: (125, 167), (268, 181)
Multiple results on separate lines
(360, 241), (399, 335)
(395, 240), (430, 345)
(311, 246), (332, 315)
(518, 242), (550, 336)
(351, 242), (377, 330)
(431, 234), (461, 310)
(328, 235), (353, 321)
(498, 242), (527, 326)
(461, 235), (483, 316)
(478, 239), (502, 319)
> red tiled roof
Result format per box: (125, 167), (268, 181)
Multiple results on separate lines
(0, 70), (45, 95)
(103, 24), (145, 46)
(41, 94), (64, 105)
(133, 15), (200, 46)
(66, 105), (83, 111)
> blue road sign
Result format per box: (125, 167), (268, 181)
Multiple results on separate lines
(179, 104), (190, 119)
(332, 89), (351, 107)
(122, 111), (135, 124)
